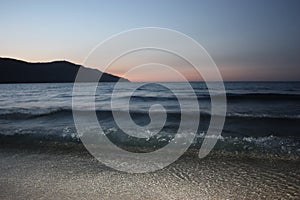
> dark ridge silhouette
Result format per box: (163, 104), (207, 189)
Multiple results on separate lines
(0, 57), (129, 83)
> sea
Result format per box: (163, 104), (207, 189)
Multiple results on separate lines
(1, 82), (300, 199)
(0, 81), (299, 157)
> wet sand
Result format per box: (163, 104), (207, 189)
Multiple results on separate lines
(0, 146), (299, 200)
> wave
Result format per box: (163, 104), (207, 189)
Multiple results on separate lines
(0, 107), (300, 120)
(0, 107), (71, 120)
(226, 112), (300, 120)
(122, 92), (300, 102)
(129, 95), (178, 101)
(225, 93), (300, 100)
(1, 131), (299, 158)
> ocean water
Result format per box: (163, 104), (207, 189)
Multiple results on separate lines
(0, 82), (300, 158)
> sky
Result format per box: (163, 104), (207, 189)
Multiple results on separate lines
(0, 0), (300, 81)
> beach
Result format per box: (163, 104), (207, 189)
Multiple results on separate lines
(1, 143), (299, 200)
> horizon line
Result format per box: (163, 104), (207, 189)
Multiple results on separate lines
(1, 56), (299, 82)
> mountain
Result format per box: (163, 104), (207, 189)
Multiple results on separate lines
(0, 57), (129, 83)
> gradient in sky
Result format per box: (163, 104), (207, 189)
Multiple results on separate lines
(0, 0), (300, 81)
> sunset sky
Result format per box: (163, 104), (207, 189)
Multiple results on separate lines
(1, 0), (300, 81)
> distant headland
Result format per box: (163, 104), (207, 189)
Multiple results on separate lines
(0, 57), (129, 83)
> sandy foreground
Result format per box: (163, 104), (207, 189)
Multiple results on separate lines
(0, 145), (299, 200)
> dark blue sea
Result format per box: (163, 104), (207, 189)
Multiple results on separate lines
(0, 82), (299, 158)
